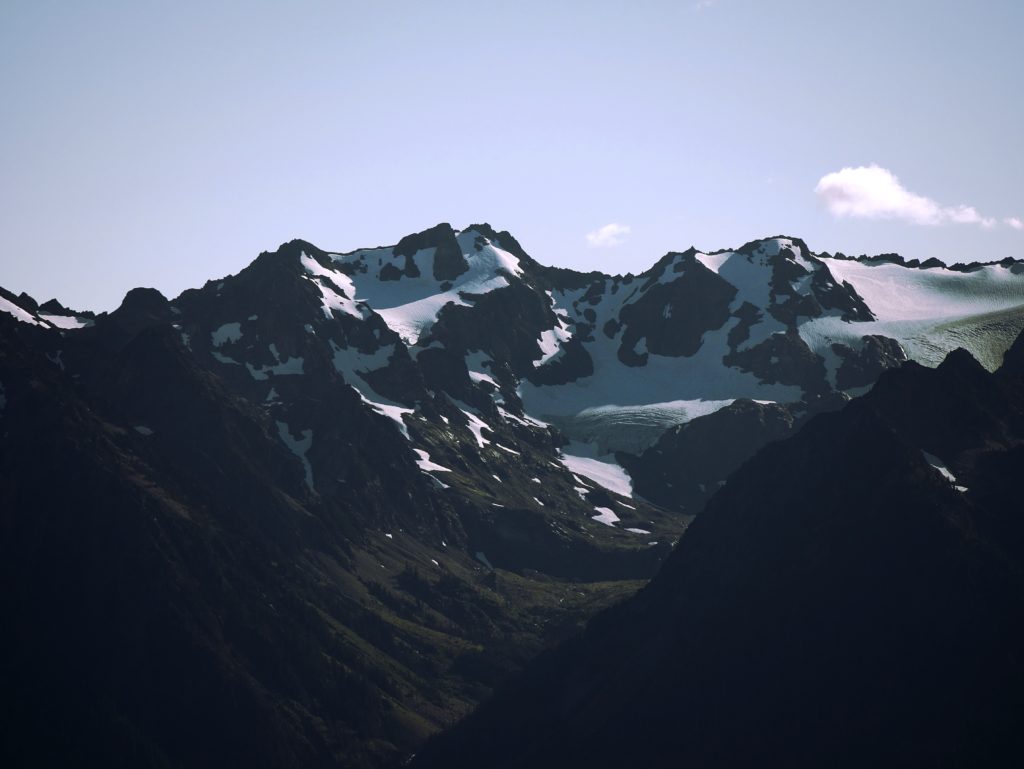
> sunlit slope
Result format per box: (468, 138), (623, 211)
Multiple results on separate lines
(802, 257), (1024, 373)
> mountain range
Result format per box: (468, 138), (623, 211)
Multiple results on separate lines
(3, 223), (1024, 767)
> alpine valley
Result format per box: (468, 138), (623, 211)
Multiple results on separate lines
(3, 223), (1024, 768)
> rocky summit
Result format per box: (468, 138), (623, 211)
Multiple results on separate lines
(3, 224), (1024, 768)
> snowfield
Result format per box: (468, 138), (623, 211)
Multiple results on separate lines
(802, 257), (1024, 373)
(7, 228), (1024, 495)
(328, 231), (524, 345)
(824, 258), (1024, 322)
(38, 312), (92, 330)
(0, 296), (44, 326)
(559, 442), (634, 498)
(520, 243), (1024, 452)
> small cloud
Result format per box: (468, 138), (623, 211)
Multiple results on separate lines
(815, 164), (997, 228)
(692, 0), (718, 9)
(586, 222), (631, 248)
(946, 205), (997, 229)
(1006, 217), (1024, 230)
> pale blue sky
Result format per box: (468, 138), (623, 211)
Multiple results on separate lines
(2, 0), (1022, 311)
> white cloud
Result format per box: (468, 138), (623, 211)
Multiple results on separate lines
(586, 222), (631, 248)
(946, 205), (997, 229)
(1006, 217), (1024, 230)
(815, 165), (996, 228)
(692, 0), (718, 9)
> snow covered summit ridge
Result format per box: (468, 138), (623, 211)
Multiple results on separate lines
(4, 226), (1024, 463)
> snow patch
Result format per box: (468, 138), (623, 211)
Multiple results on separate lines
(559, 442), (633, 498)
(414, 448), (451, 474)
(330, 235), (522, 346)
(246, 346), (305, 380)
(0, 296), (42, 326)
(211, 322), (243, 347)
(475, 551), (495, 570)
(591, 507), (619, 526)
(922, 450), (968, 492)
(534, 323), (572, 368)
(465, 349), (500, 387)
(211, 351), (239, 366)
(39, 312), (91, 329)
(330, 341), (413, 438)
(498, 406), (548, 428)
(364, 400), (412, 439)
(247, 359), (304, 379)
(695, 250), (730, 274)
(276, 421), (314, 490)
(458, 407), (492, 448)
(301, 252), (366, 319)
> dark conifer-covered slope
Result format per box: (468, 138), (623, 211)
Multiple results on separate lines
(413, 338), (1024, 769)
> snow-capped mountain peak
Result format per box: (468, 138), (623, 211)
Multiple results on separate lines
(4, 225), (1024, 512)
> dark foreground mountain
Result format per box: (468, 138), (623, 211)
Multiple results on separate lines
(2, 225), (1023, 768)
(413, 339), (1024, 769)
